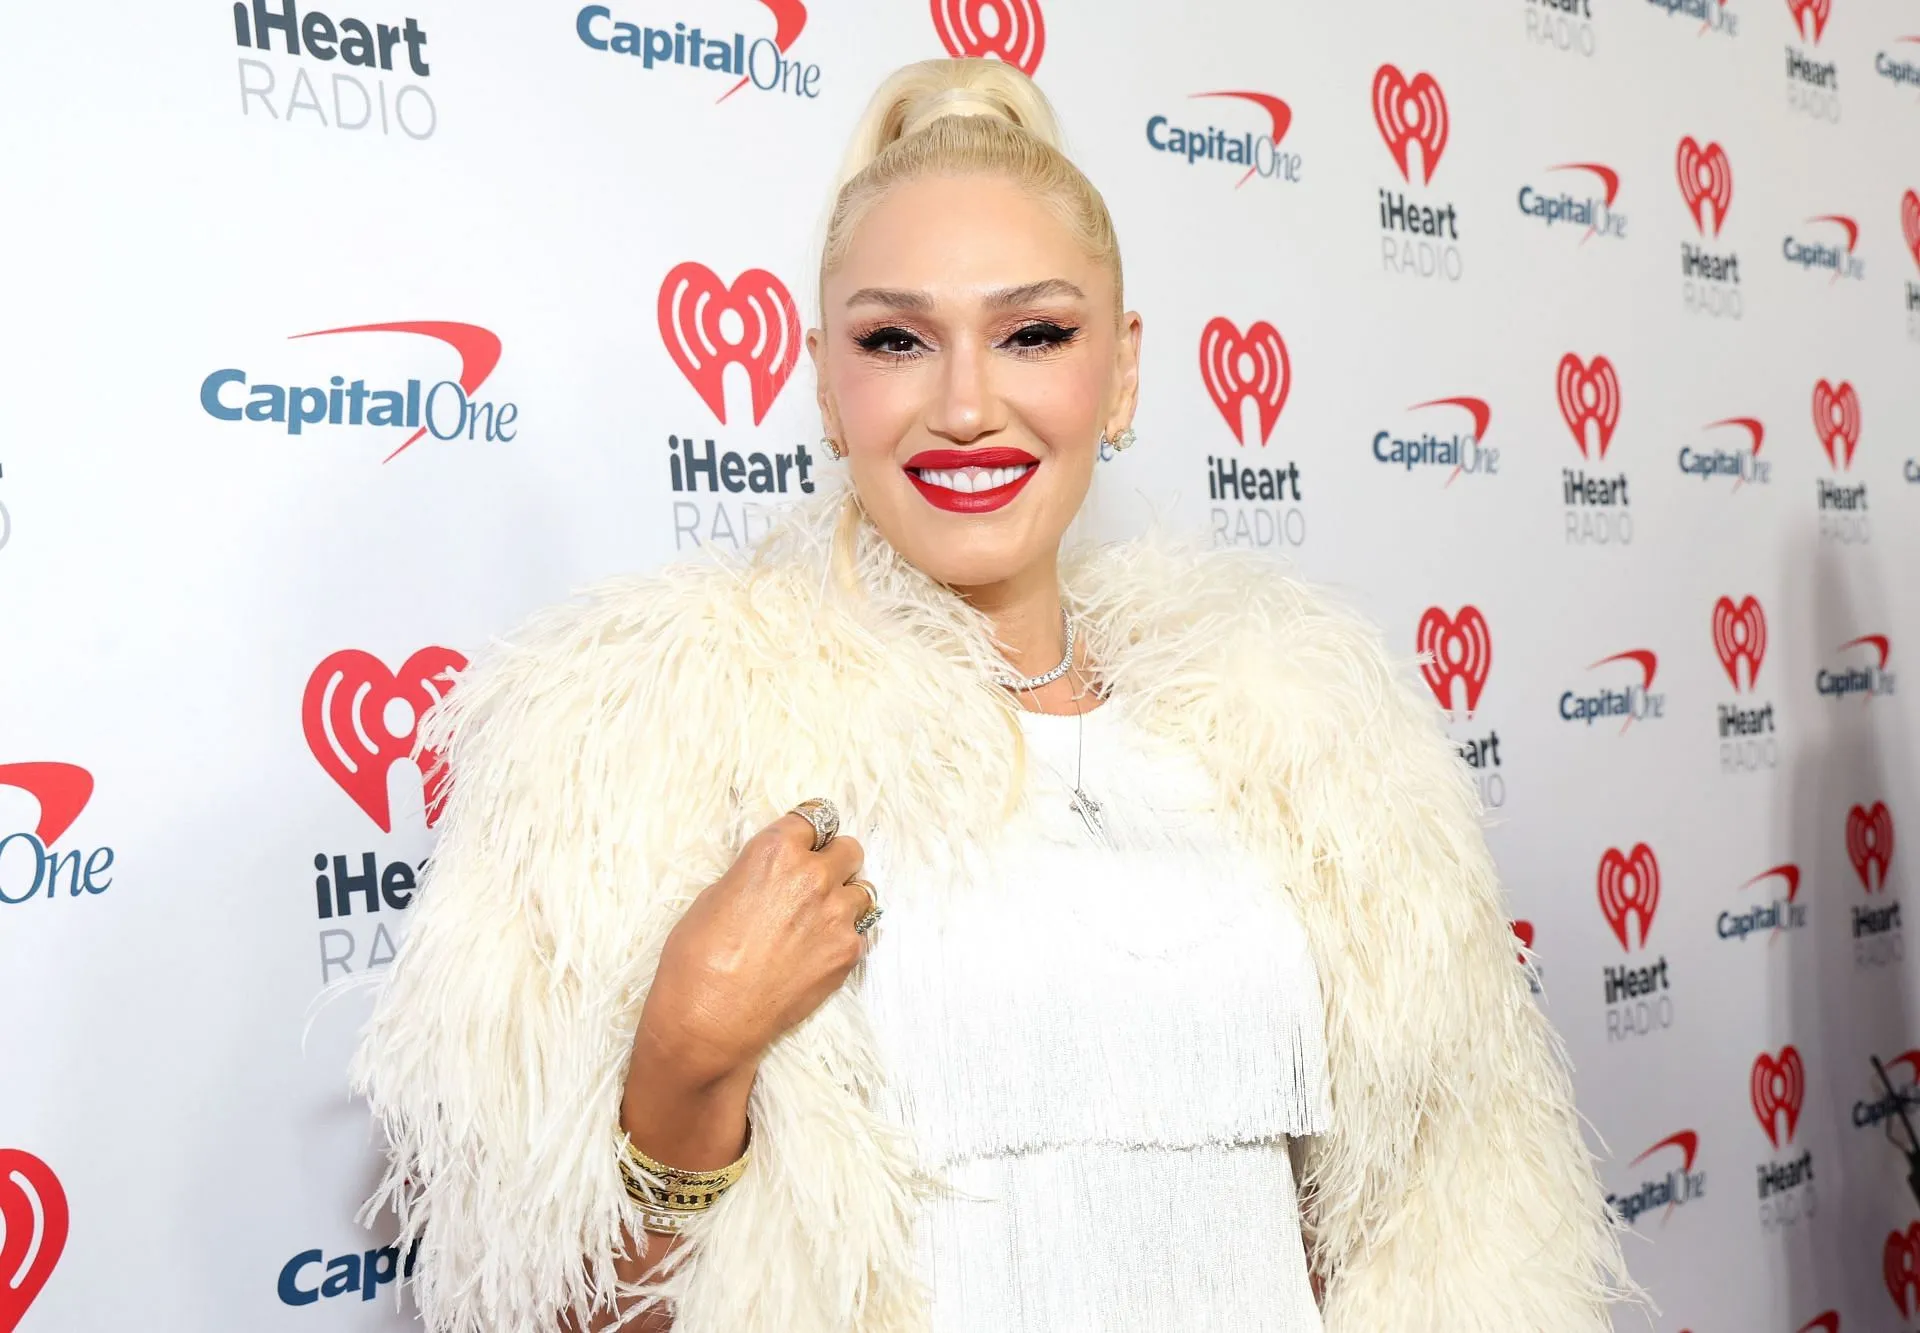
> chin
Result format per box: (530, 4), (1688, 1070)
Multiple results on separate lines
(889, 523), (1039, 591)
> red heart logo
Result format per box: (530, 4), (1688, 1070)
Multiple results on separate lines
(1787, 0), (1832, 42)
(1596, 844), (1660, 952)
(657, 264), (801, 427)
(1675, 137), (1734, 237)
(1890, 1223), (1920, 1318)
(1710, 595), (1767, 692)
(302, 648), (466, 833)
(1371, 64), (1449, 185)
(0, 1149), (69, 1333)
(1750, 1046), (1805, 1149)
(1415, 606), (1492, 716)
(1812, 379), (1861, 470)
(1197, 318), (1290, 446)
(1556, 354), (1621, 459)
(1847, 801), (1895, 892)
(929, 0), (1047, 75)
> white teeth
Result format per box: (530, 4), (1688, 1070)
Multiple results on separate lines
(914, 463), (1034, 493)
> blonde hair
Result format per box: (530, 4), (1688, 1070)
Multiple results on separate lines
(819, 58), (1124, 320)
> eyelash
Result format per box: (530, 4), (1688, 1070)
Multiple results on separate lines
(853, 321), (1082, 361)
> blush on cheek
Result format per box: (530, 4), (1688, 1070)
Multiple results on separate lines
(831, 356), (924, 461)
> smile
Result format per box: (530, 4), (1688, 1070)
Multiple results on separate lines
(903, 448), (1040, 513)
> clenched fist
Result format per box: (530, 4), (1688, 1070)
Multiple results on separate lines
(635, 809), (877, 1090)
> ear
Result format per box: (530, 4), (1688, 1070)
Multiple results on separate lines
(806, 326), (839, 440)
(1106, 309), (1143, 435)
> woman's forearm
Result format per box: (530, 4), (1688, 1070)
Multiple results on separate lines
(571, 1023), (759, 1332)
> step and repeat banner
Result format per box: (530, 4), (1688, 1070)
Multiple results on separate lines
(3, 0), (1919, 1328)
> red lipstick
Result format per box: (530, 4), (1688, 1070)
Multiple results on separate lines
(903, 447), (1040, 514)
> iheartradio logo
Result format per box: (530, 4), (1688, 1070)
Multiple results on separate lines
(1711, 595), (1767, 692)
(1811, 379), (1861, 470)
(0, 1149), (68, 1331)
(1556, 354), (1620, 459)
(930, 0), (1046, 75)
(1675, 137), (1734, 237)
(303, 648), (466, 834)
(1890, 1223), (1920, 1319)
(1750, 1045), (1805, 1149)
(0, 762), (94, 848)
(1597, 843), (1660, 951)
(1416, 606), (1492, 717)
(1371, 64), (1448, 185)
(1846, 801), (1894, 891)
(1902, 190), (1920, 273)
(1787, 0), (1832, 43)
(657, 263), (801, 427)
(1198, 318), (1290, 446)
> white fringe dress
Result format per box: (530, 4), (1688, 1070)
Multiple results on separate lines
(858, 694), (1332, 1333)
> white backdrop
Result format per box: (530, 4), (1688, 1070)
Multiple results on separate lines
(3, 0), (1919, 1328)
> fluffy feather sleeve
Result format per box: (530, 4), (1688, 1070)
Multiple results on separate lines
(343, 560), (932, 1333)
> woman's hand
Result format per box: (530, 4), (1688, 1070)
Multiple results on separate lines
(635, 811), (873, 1089)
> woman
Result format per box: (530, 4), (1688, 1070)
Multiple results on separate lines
(350, 58), (1640, 1333)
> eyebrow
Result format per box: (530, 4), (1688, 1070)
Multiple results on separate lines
(843, 278), (1088, 313)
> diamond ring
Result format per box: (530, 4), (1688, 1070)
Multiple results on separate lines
(848, 878), (883, 934)
(790, 797), (840, 852)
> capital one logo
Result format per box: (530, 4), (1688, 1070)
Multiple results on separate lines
(1812, 379), (1860, 469)
(1712, 595), (1768, 692)
(200, 321), (512, 463)
(1557, 354), (1620, 459)
(0, 1149), (68, 1331)
(303, 648), (466, 834)
(0, 763), (110, 908)
(1847, 801), (1894, 891)
(1902, 190), (1920, 274)
(1416, 606), (1492, 717)
(1615, 1129), (1704, 1226)
(1675, 137), (1734, 237)
(1198, 318), (1290, 446)
(1890, 1223), (1920, 1319)
(1371, 64), (1448, 185)
(930, 0), (1046, 75)
(1751, 1045), (1806, 1149)
(1598, 843), (1660, 951)
(658, 263), (800, 428)
(1787, 0), (1832, 43)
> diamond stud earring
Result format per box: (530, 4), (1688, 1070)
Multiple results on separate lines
(1101, 426), (1136, 452)
(822, 435), (844, 460)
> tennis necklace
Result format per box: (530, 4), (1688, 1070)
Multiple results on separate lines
(994, 609), (1107, 842)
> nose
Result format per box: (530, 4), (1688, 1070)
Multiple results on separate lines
(924, 336), (1005, 444)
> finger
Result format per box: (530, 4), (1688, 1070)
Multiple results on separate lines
(770, 810), (830, 850)
(835, 879), (882, 936)
(818, 834), (865, 883)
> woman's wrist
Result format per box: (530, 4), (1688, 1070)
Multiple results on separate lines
(621, 1019), (758, 1172)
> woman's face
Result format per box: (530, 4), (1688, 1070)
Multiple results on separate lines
(809, 173), (1141, 593)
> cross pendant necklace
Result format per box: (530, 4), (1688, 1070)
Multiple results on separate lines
(1067, 699), (1108, 844)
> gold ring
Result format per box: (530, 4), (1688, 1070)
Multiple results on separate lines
(790, 797), (840, 852)
(848, 878), (883, 935)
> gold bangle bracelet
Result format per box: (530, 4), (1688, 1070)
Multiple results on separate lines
(616, 1120), (753, 1226)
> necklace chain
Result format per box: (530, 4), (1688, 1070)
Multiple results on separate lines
(992, 608), (1075, 691)
(997, 608), (1108, 843)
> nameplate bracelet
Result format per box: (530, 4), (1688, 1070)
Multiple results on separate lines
(615, 1121), (753, 1234)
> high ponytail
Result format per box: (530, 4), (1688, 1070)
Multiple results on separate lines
(818, 58), (1123, 319)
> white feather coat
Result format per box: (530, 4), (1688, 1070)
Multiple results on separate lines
(347, 483), (1643, 1332)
